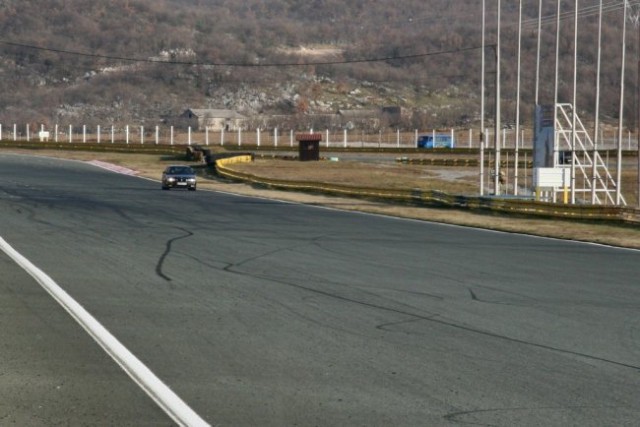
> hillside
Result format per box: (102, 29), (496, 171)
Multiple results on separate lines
(0, 0), (634, 130)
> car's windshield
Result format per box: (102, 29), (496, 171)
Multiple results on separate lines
(168, 166), (193, 174)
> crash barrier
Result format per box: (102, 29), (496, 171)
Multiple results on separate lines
(396, 157), (534, 168)
(206, 152), (254, 172)
(215, 162), (640, 226)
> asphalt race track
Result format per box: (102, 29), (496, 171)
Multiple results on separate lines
(1, 153), (640, 426)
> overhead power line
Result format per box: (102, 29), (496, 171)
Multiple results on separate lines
(0, 39), (483, 68)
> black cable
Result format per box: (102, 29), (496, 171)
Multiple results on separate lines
(0, 39), (485, 68)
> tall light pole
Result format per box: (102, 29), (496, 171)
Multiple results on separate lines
(571, 0), (579, 204)
(630, 3), (640, 208)
(593, 0), (603, 204)
(535, 0), (542, 105)
(617, 0), (628, 205)
(515, 0), (523, 196)
(480, 0), (486, 196)
(494, 0), (501, 196)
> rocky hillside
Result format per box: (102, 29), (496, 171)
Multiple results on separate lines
(0, 0), (634, 130)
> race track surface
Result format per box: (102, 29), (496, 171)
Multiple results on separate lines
(1, 153), (639, 426)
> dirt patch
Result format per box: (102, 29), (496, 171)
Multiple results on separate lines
(4, 148), (640, 249)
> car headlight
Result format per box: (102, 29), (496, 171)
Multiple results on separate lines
(187, 178), (196, 182)
(167, 177), (176, 182)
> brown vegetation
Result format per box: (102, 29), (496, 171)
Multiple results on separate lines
(0, 1), (636, 131)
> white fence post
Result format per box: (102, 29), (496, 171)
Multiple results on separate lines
(13, 123), (17, 141)
(170, 126), (174, 145)
(414, 129), (418, 148)
(274, 127), (278, 147)
(82, 125), (86, 143)
(140, 126), (144, 145)
(26, 124), (30, 142)
(205, 126), (209, 146)
(344, 129), (347, 148)
(97, 125), (101, 143)
(257, 128), (261, 147)
(469, 128), (472, 148)
(326, 129), (329, 148)
(55, 124), (58, 142)
(238, 128), (241, 146)
(220, 128), (224, 146)
(155, 126), (159, 145)
(397, 129), (400, 148)
(188, 126), (192, 146)
(290, 130), (293, 147)
(126, 125), (130, 144)
(111, 125), (114, 144)
(0, 124), (2, 141)
(68, 125), (72, 143)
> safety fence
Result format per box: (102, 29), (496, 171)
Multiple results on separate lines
(2, 123), (639, 151)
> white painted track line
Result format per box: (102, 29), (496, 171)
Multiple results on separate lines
(0, 236), (210, 427)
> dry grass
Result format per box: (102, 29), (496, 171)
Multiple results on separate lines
(4, 148), (640, 249)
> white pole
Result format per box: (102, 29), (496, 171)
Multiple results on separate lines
(616, 0), (628, 205)
(515, 0), (523, 195)
(188, 126), (192, 146)
(415, 129), (418, 148)
(111, 125), (114, 144)
(0, 124), (2, 141)
(290, 130), (293, 147)
(481, 0), (486, 155)
(344, 129), (347, 148)
(221, 128), (224, 146)
(451, 128), (454, 148)
(274, 128), (278, 147)
(155, 126), (159, 145)
(13, 123), (16, 141)
(170, 126), (174, 145)
(238, 128), (241, 146)
(554, 0), (561, 108)
(55, 124), (58, 142)
(126, 125), (130, 144)
(257, 128), (261, 147)
(593, 0), (603, 204)
(495, 0), (502, 196)
(97, 125), (101, 143)
(140, 126), (144, 145)
(468, 128), (472, 148)
(206, 126), (209, 146)
(326, 129), (329, 148)
(570, 0), (579, 204)
(82, 125), (86, 143)
(515, 136), (520, 196)
(480, 141), (485, 196)
(68, 125), (72, 143)
(26, 124), (30, 142)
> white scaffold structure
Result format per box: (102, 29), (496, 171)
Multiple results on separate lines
(554, 103), (625, 206)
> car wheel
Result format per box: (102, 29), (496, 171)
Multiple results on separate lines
(162, 186), (170, 190)
(188, 186), (196, 191)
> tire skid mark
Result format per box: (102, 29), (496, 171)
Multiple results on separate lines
(156, 227), (194, 282)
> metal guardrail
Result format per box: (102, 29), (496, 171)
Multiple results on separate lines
(215, 158), (640, 226)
